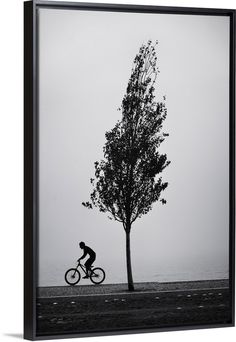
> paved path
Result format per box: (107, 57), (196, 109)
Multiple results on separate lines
(37, 279), (229, 298)
(36, 283), (231, 336)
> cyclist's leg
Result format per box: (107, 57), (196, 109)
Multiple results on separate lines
(84, 258), (92, 275)
(85, 256), (95, 275)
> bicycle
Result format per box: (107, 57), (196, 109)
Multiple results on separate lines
(64, 260), (106, 286)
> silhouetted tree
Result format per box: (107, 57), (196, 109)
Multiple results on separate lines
(82, 40), (170, 291)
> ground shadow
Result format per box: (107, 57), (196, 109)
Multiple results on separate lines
(4, 333), (23, 339)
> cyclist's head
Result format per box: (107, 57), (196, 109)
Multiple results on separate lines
(79, 241), (85, 249)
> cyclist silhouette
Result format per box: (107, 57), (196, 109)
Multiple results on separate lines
(77, 242), (96, 278)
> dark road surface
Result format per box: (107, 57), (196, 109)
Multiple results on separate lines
(36, 286), (231, 336)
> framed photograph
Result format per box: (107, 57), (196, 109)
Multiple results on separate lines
(24, 0), (235, 340)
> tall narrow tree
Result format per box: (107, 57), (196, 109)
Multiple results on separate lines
(82, 40), (170, 291)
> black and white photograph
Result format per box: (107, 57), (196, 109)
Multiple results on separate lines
(24, 1), (235, 339)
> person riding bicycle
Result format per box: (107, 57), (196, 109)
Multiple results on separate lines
(77, 241), (96, 278)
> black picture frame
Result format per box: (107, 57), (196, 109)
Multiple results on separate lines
(24, 1), (235, 340)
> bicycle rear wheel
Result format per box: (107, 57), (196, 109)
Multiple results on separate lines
(90, 267), (106, 285)
(65, 268), (81, 286)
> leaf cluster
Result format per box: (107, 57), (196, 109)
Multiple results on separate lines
(82, 41), (170, 231)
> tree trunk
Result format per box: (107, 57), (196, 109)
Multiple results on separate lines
(126, 229), (134, 291)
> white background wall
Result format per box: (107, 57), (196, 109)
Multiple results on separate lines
(0, 0), (235, 342)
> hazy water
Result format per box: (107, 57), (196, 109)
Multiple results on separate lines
(38, 258), (228, 287)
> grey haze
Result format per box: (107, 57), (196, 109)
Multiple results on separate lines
(38, 9), (229, 286)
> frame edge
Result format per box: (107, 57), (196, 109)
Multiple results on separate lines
(24, 1), (236, 339)
(24, 0), (37, 340)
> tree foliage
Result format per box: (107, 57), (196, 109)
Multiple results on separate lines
(82, 40), (170, 232)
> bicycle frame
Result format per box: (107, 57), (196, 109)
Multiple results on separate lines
(76, 261), (92, 275)
(76, 262), (85, 274)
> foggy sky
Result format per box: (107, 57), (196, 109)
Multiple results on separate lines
(38, 8), (229, 286)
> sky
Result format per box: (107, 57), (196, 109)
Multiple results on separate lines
(38, 8), (230, 286)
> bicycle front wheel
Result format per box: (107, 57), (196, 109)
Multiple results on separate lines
(90, 267), (106, 285)
(65, 268), (81, 286)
